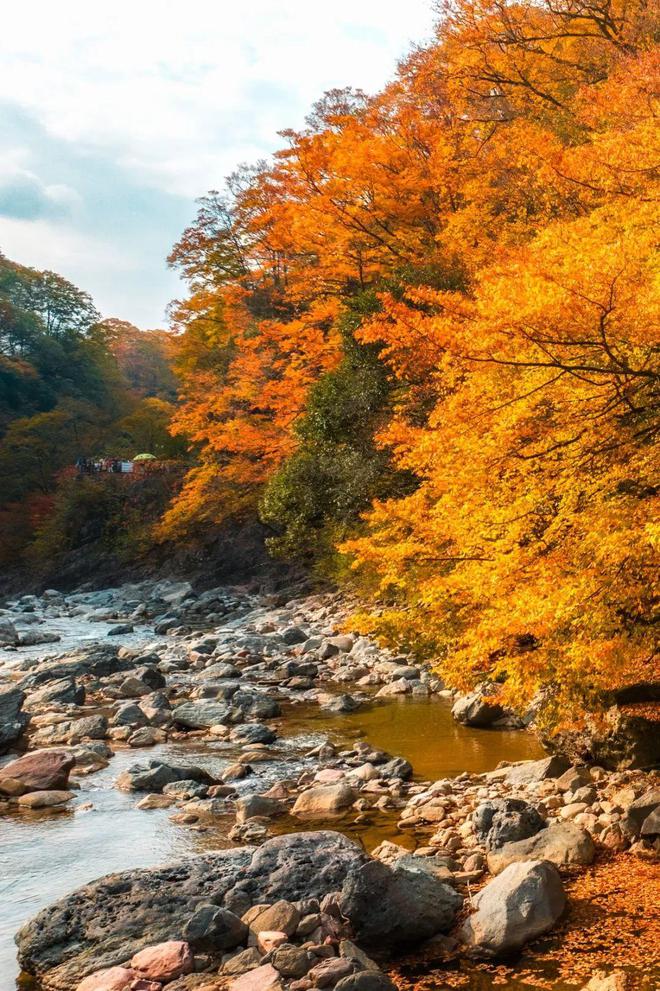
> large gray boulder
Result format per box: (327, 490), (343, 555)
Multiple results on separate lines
(504, 755), (571, 787)
(473, 799), (545, 850)
(16, 832), (367, 989)
(621, 788), (660, 837)
(451, 683), (505, 727)
(172, 701), (232, 728)
(340, 859), (462, 948)
(461, 860), (565, 957)
(486, 822), (595, 874)
(0, 685), (29, 752)
(115, 759), (216, 793)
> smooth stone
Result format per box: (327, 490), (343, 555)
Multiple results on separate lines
(461, 860), (566, 957)
(486, 822), (595, 873)
(17, 790), (74, 808)
(292, 782), (356, 817)
(130, 940), (193, 981)
(230, 963), (282, 991)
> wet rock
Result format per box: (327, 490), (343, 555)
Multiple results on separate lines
(172, 701), (231, 729)
(130, 941), (193, 982)
(162, 780), (209, 800)
(461, 860), (565, 957)
(17, 789), (74, 808)
(0, 685), (28, 752)
(378, 757), (413, 782)
(0, 618), (18, 645)
(236, 794), (284, 822)
(18, 630), (62, 647)
(184, 905), (248, 950)
(229, 723), (277, 744)
(472, 798), (545, 849)
(107, 624), (134, 636)
(292, 783), (356, 817)
(17, 832), (367, 988)
(340, 859), (462, 948)
(486, 822), (595, 874)
(116, 760), (215, 794)
(0, 748), (74, 791)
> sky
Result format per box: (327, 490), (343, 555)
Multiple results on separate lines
(0, 1), (436, 328)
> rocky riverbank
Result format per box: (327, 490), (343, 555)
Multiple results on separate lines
(1, 579), (658, 991)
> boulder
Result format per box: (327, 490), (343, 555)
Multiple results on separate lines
(340, 859), (462, 947)
(246, 900), (300, 937)
(0, 618), (18, 646)
(472, 799), (545, 850)
(235, 794), (284, 823)
(461, 860), (565, 957)
(486, 822), (595, 874)
(230, 964), (282, 991)
(0, 685), (29, 752)
(621, 788), (660, 836)
(17, 790), (74, 808)
(451, 683), (505, 727)
(222, 948), (262, 975)
(504, 755), (571, 787)
(183, 905), (247, 950)
(76, 966), (145, 991)
(17, 831), (368, 988)
(0, 749), (74, 791)
(271, 943), (312, 978)
(335, 976), (397, 991)
(640, 806), (660, 837)
(292, 782), (356, 817)
(229, 723), (277, 745)
(69, 715), (108, 740)
(115, 760), (215, 794)
(25, 677), (85, 709)
(130, 941), (193, 982)
(171, 701), (232, 729)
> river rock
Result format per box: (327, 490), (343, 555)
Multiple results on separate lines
(292, 782), (356, 817)
(172, 701), (232, 728)
(229, 723), (276, 744)
(0, 685), (29, 752)
(486, 821), (595, 873)
(461, 860), (565, 957)
(76, 966), (148, 991)
(17, 789), (74, 808)
(0, 749), (74, 791)
(17, 831), (368, 988)
(335, 976), (397, 991)
(230, 963), (282, 991)
(621, 788), (660, 837)
(0, 618), (18, 645)
(340, 859), (462, 947)
(473, 798), (545, 849)
(235, 794), (284, 822)
(451, 683), (505, 727)
(504, 755), (571, 786)
(222, 947), (262, 975)
(116, 760), (215, 793)
(130, 940), (193, 981)
(69, 715), (109, 740)
(246, 900), (300, 937)
(183, 905), (248, 950)
(24, 676), (85, 709)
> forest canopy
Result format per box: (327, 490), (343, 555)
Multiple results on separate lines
(162, 0), (659, 726)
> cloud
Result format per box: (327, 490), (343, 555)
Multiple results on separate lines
(0, 168), (79, 221)
(0, 0), (437, 325)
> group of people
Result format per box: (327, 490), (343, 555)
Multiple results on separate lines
(75, 457), (134, 474)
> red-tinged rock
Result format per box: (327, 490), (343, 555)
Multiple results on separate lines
(128, 981), (162, 991)
(257, 930), (288, 953)
(230, 963), (283, 991)
(130, 940), (194, 981)
(0, 749), (74, 792)
(76, 966), (143, 991)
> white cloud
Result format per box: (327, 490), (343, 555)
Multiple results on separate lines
(0, 0), (436, 324)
